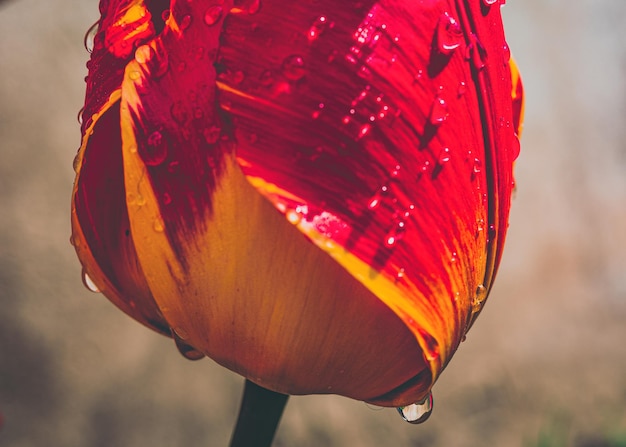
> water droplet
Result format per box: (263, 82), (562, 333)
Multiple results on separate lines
(170, 101), (189, 124)
(162, 192), (172, 205)
(134, 44), (154, 65)
(429, 96), (448, 125)
(482, 0), (499, 5)
(179, 14), (192, 31)
(77, 107), (85, 125)
(438, 147), (451, 165)
(396, 267), (405, 280)
(457, 81), (467, 97)
(231, 0), (261, 15)
(204, 5), (223, 26)
(367, 185), (389, 210)
(397, 392), (433, 424)
(311, 102), (325, 119)
(419, 329), (440, 361)
(137, 130), (168, 166)
(203, 126), (221, 144)
(83, 21), (99, 53)
(472, 284), (488, 312)
(128, 70), (141, 81)
(385, 213), (408, 248)
(82, 269), (100, 293)
(173, 330), (206, 361)
(286, 208), (303, 225)
(511, 134), (521, 161)
(153, 217), (165, 232)
(472, 157), (482, 176)
(161, 9), (171, 22)
(358, 123), (371, 138)
(503, 42), (511, 64)
(418, 160), (431, 179)
(282, 55), (306, 81)
(436, 13), (463, 55)
(308, 15), (331, 42)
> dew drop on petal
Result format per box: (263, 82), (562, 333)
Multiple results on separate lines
(384, 221), (406, 248)
(511, 134), (521, 161)
(397, 392), (433, 424)
(282, 55), (306, 81)
(436, 13), (463, 55)
(82, 269), (100, 293)
(503, 41), (511, 64)
(457, 81), (466, 97)
(438, 147), (451, 165)
(141, 130), (168, 166)
(367, 185), (388, 210)
(179, 14), (192, 31)
(204, 5), (223, 26)
(128, 70), (141, 81)
(396, 267), (405, 280)
(308, 15), (330, 42)
(231, 0), (261, 15)
(429, 96), (448, 125)
(358, 123), (371, 139)
(482, 0), (499, 5)
(286, 208), (303, 225)
(153, 217), (165, 232)
(472, 284), (488, 312)
(170, 101), (189, 124)
(134, 44), (154, 65)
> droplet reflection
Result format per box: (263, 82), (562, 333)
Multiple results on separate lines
(397, 392), (433, 424)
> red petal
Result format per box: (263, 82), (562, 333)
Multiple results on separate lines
(72, 104), (170, 335)
(216, 0), (518, 385)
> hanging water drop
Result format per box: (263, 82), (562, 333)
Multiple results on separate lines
(173, 329), (206, 361)
(482, 0), (499, 5)
(82, 269), (100, 293)
(83, 21), (99, 53)
(397, 392), (433, 424)
(436, 13), (463, 55)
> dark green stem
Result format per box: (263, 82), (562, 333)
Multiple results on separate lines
(229, 379), (289, 447)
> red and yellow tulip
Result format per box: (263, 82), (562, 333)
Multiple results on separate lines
(71, 0), (523, 408)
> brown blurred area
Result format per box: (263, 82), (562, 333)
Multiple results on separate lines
(0, 1), (624, 446)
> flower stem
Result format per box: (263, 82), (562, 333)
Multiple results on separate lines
(229, 379), (289, 447)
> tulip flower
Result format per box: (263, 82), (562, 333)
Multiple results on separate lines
(71, 0), (523, 442)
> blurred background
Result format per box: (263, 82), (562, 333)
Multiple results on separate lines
(1, 0), (624, 446)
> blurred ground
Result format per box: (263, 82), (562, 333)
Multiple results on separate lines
(1, 1), (625, 446)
